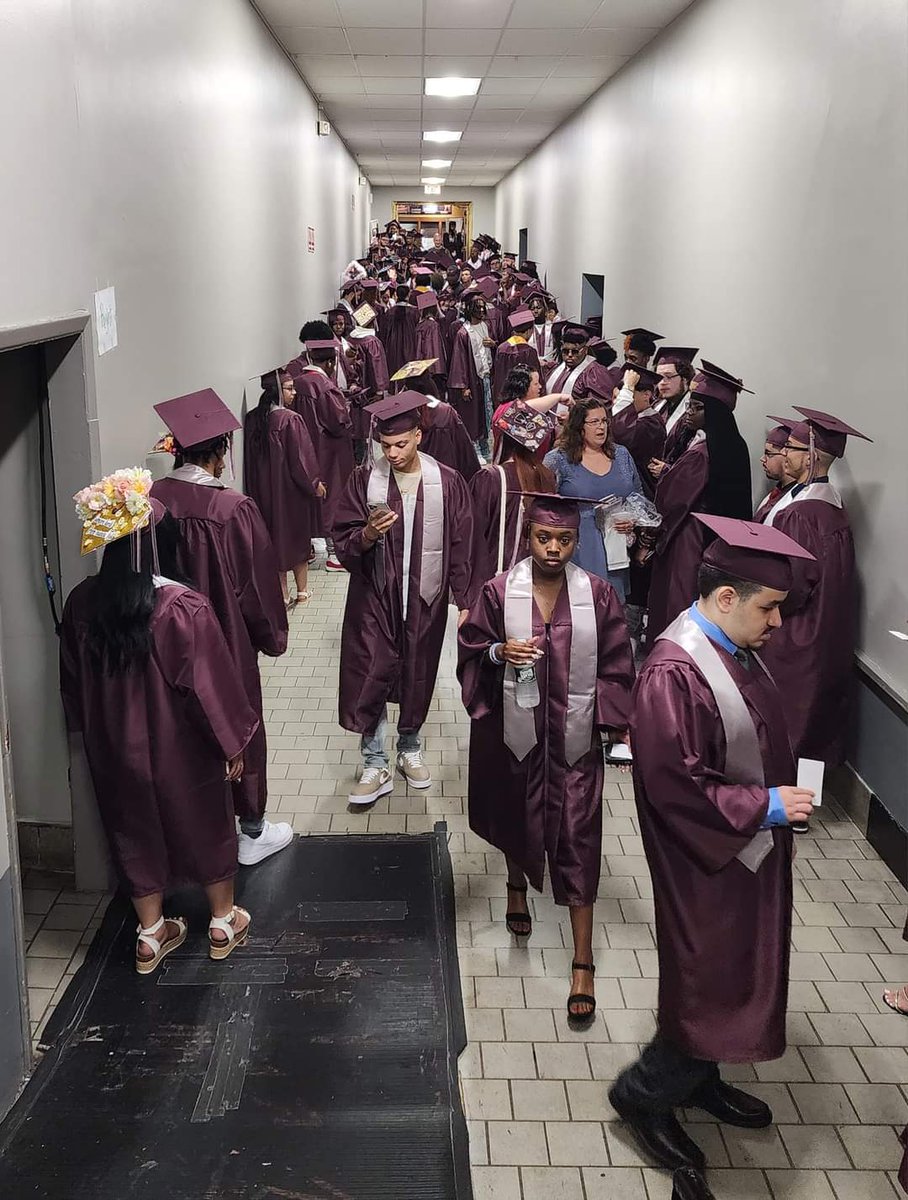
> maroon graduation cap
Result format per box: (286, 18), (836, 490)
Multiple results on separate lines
(788, 407), (872, 458)
(416, 291), (439, 312)
(620, 362), (661, 390)
(765, 415), (793, 450)
(690, 359), (753, 410)
(695, 513), (815, 591)
(154, 388), (240, 449)
(510, 491), (611, 530)
(509, 309), (535, 331)
(622, 327), (663, 354)
(653, 345), (699, 368)
(560, 321), (591, 344)
(365, 390), (428, 435)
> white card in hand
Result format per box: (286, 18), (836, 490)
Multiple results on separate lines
(797, 757), (824, 807)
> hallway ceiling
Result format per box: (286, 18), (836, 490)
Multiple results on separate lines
(252, 0), (694, 188)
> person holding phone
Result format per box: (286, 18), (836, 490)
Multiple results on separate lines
(609, 516), (817, 1174)
(332, 391), (473, 806)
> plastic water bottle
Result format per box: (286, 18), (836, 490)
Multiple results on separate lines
(515, 662), (540, 709)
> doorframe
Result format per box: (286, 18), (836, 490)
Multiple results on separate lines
(0, 313), (110, 893)
(391, 200), (473, 248)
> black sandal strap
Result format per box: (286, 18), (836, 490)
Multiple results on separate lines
(506, 882), (528, 893)
(567, 993), (596, 1009)
(571, 961), (595, 973)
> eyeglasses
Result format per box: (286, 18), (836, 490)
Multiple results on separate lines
(761, 449), (783, 459)
(584, 417), (608, 427)
(659, 372), (680, 381)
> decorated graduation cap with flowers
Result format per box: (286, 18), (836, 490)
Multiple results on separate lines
(73, 467), (161, 556)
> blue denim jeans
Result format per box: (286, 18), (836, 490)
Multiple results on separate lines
(361, 709), (421, 768)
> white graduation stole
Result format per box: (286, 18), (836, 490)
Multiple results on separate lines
(765, 480), (842, 527)
(502, 559), (597, 765)
(366, 452), (444, 609)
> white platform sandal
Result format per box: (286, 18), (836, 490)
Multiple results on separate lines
(135, 915), (187, 975)
(208, 906), (251, 961)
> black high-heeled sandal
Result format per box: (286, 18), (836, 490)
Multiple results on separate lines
(567, 960), (596, 1025)
(504, 882), (532, 937)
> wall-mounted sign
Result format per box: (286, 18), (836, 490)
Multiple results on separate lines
(94, 286), (118, 355)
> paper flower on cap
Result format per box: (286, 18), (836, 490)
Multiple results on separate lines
(73, 467), (154, 555)
(150, 432), (176, 456)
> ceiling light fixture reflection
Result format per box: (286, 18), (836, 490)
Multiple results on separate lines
(421, 177), (446, 184)
(422, 158), (452, 169)
(425, 77), (481, 97)
(423, 130), (462, 143)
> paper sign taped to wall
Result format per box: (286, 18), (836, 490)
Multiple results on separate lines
(307, 227), (316, 254)
(94, 287), (118, 355)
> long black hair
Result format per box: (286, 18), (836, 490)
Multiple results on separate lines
(702, 396), (753, 519)
(174, 433), (230, 469)
(245, 372), (283, 457)
(87, 512), (187, 674)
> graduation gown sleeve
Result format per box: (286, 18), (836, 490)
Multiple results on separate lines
(223, 499), (289, 658)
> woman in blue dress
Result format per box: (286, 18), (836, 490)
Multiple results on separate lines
(544, 398), (643, 602)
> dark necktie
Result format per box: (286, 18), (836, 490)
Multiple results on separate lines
(734, 648), (751, 671)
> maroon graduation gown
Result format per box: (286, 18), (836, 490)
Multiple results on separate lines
(446, 323), (489, 442)
(646, 441), (709, 642)
(60, 581), (258, 897)
(289, 366), (355, 532)
(415, 316), (448, 380)
(492, 339), (542, 403)
(150, 476), (287, 823)
(243, 404), (322, 569)
(378, 303), (418, 376)
(458, 571), (634, 905)
(468, 460), (533, 598)
(754, 482), (792, 524)
(349, 333), (390, 439)
(611, 406), (665, 497)
(759, 496), (856, 764)
(333, 458), (474, 734)
(419, 403), (480, 481)
(631, 635), (795, 1062)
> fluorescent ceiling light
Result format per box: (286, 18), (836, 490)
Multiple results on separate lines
(422, 158), (452, 169)
(425, 77), (481, 98)
(421, 176), (446, 184)
(423, 130), (462, 143)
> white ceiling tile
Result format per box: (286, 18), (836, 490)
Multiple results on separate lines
(506, 0), (602, 26)
(336, 0), (423, 25)
(423, 56), (493, 75)
(530, 77), (599, 97)
(353, 55), (424, 76)
(421, 99), (478, 115)
(423, 28), (496, 56)
(498, 29), (577, 54)
(567, 27), (661, 56)
(555, 54), (628, 77)
(487, 55), (564, 75)
(361, 77), (423, 95)
(479, 77), (547, 96)
(307, 79), (366, 97)
(588, 0), (694, 27)
(379, 132), (421, 146)
(329, 103), (414, 120)
(256, 0), (340, 25)
(424, 0), (512, 28)
(294, 54), (359, 78)
(356, 155), (391, 166)
(270, 26), (350, 54)
(374, 121), (423, 133)
(346, 27), (423, 54)
(466, 109), (525, 125)
(472, 92), (536, 110)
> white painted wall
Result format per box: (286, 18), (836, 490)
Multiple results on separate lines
(0, 0), (370, 472)
(370, 187), (497, 241)
(496, 0), (908, 703)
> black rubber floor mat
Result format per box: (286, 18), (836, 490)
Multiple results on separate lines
(0, 825), (472, 1199)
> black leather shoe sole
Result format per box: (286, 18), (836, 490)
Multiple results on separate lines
(672, 1166), (716, 1200)
(608, 1085), (706, 1172)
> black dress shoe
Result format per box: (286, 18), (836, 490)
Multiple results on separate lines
(608, 1085), (706, 1171)
(672, 1167), (716, 1200)
(689, 1079), (772, 1128)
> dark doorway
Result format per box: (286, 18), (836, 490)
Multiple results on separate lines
(581, 273), (605, 327)
(518, 228), (528, 265)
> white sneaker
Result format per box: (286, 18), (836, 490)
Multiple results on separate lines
(237, 819), (294, 866)
(348, 766), (393, 807)
(325, 556), (346, 572)
(604, 742), (633, 764)
(396, 750), (432, 789)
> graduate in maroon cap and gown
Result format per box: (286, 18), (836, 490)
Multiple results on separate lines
(644, 361), (753, 644)
(60, 488), (259, 972)
(610, 362), (667, 495)
(458, 493), (634, 1022)
(759, 407), (871, 764)
(289, 340), (355, 567)
(753, 422), (794, 522)
(546, 325), (600, 399)
(385, 362), (480, 481)
(492, 310), (543, 403)
(414, 291), (448, 386)
(447, 293), (495, 445)
(333, 391), (473, 807)
(243, 368), (326, 598)
(469, 403), (557, 597)
(648, 347), (698, 475)
(347, 302), (391, 449)
(151, 388), (292, 868)
(378, 285), (419, 376)
(610, 516), (817, 1172)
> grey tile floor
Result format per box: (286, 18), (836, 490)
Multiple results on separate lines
(21, 571), (908, 1199)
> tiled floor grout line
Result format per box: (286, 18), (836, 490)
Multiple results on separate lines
(18, 569), (908, 1199)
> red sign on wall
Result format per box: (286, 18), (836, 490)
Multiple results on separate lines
(307, 227), (316, 253)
